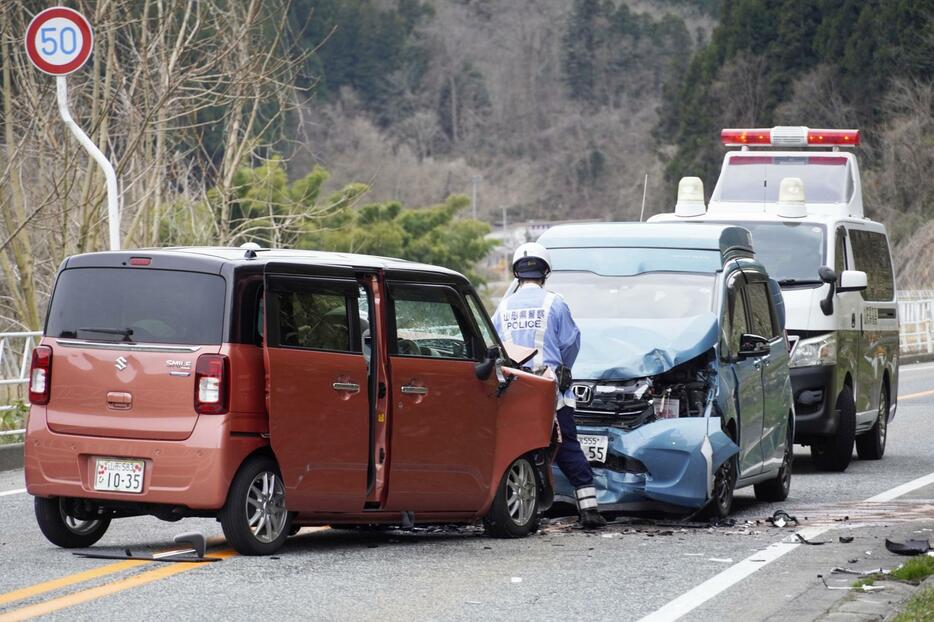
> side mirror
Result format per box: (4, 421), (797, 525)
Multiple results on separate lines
(818, 265), (836, 316)
(474, 346), (499, 380)
(738, 333), (770, 359)
(838, 270), (867, 293)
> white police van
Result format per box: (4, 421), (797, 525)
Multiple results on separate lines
(651, 127), (898, 472)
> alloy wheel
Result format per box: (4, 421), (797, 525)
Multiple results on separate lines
(245, 471), (288, 544)
(59, 500), (103, 536)
(505, 460), (537, 526)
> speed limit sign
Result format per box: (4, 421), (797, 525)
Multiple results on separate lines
(24, 7), (93, 76)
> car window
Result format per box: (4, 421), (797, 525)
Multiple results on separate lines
(849, 229), (895, 301)
(746, 282), (777, 339)
(389, 283), (474, 360)
(268, 280), (360, 353)
(466, 294), (498, 351)
(729, 287), (749, 355)
(46, 268), (225, 345)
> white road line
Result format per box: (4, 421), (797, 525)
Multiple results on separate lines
(0, 488), (26, 497)
(638, 470), (934, 622)
(866, 471), (934, 502)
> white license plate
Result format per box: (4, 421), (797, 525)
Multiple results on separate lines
(578, 435), (609, 464)
(94, 458), (145, 494)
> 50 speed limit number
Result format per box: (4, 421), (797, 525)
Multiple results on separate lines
(24, 7), (93, 76)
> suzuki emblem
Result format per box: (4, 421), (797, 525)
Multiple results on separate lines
(572, 383), (593, 405)
(115, 356), (128, 371)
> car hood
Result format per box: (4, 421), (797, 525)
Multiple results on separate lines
(572, 312), (719, 380)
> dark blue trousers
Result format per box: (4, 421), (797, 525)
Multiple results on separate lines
(555, 406), (594, 488)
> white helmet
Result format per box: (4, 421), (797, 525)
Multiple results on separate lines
(512, 242), (552, 279)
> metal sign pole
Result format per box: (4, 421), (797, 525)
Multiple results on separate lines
(56, 76), (120, 250)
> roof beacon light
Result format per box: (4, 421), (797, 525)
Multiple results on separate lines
(777, 177), (807, 218)
(720, 126), (860, 148)
(674, 176), (706, 218)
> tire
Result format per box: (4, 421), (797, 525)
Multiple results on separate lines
(811, 387), (856, 472)
(856, 384), (888, 460)
(483, 456), (540, 538)
(34, 497), (111, 549)
(755, 414), (793, 502)
(220, 456), (290, 556)
(702, 454), (737, 520)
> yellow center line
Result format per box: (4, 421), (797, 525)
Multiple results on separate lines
(900, 388), (934, 401)
(0, 560), (149, 608)
(0, 550), (238, 622)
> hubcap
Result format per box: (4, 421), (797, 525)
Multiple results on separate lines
(246, 471), (287, 544)
(505, 460), (537, 526)
(59, 501), (102, 535)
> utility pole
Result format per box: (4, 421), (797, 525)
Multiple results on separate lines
(502, 204), (509, 280)
(471, 174), (480, 220)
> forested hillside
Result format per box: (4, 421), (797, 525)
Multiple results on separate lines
(292, 0), (934, 286)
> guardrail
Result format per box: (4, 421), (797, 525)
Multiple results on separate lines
(0, 331), (41, 441)
(899, 293), (934, 356)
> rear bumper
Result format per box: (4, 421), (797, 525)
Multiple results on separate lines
(24, 407), (265, 510)
(790, 364), (837, 439)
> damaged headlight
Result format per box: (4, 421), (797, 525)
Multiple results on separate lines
(789, 332), (836, 368)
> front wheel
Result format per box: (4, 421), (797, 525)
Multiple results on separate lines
(220, 456), (290, 556)
(856, 384), (888, 460)
(702, 454), (737, 520)
(483, 456), (540, 538)
(34, 497), (111, 548)
(811, 387), (856, 472)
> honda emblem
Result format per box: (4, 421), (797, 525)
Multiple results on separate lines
(572, 383), (593, 405)
(115, 356), (128, 371)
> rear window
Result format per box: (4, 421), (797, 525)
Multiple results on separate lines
(46, 268), (226, 345)
(716, 155), (851, 203)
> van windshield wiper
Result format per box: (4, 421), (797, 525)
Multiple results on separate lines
(777, 278), (821, 287)
(77, 327), (135, 342)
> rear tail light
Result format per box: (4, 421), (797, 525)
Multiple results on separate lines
(194, 354), (229, 414)
(29, 346), (52, 405)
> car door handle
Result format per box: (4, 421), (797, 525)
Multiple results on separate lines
(332, 382), (360, 393)
(400, 385), (428, 395)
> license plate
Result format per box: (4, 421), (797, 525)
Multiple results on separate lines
(578, 435), (609, 464)
(94, 458), (145, 494)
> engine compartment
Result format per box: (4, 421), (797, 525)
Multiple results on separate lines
(572, 351), (714, 430)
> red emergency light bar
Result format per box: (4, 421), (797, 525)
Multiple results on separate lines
(721, 127), (860, 148)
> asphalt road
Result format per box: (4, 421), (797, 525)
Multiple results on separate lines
(1, 363), (933, 621)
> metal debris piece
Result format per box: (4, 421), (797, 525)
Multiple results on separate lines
(885, 538), (931, 556)
(831, 567), (889, 576)
(818, 575), (885, 591)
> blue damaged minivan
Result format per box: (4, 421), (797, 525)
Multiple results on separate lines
(537, 223), (794, 517)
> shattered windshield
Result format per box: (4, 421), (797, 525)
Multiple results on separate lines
(548, 272), (716, 320)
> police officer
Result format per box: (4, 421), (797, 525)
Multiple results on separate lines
(493, 242), (606, 529)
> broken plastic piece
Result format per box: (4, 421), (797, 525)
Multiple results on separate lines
(796, 533), (829, 545)
(839, 536), (854, 544)
(818, 575), (885, 592)
(885, 538), (931, 556)
(74, 551), (222, 563)
(172, 532), (206, 558)
(767, 510), (799, 528)
(831, 567), (889, 576)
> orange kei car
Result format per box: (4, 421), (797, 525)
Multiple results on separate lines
(25, 247), (556, 555)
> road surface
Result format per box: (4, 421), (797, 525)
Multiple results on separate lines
(1, 362), (932, 621)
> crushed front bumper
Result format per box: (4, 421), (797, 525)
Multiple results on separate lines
(552, 417), (739, 512)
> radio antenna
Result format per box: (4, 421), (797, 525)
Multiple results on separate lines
(639, 173), (649, 221)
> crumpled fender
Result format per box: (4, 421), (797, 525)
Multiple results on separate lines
(553, 417), (739, 510)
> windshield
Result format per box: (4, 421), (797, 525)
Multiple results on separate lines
(709, 221), (826, 284)
(46, 268), (227, 345)
(548, 272), (716, 320)
(716, 155), (850, 203)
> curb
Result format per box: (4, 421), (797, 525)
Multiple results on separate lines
(0, 442), (24, 472)
(818, 574), (934, 622)
(901, 352), (934, 365)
